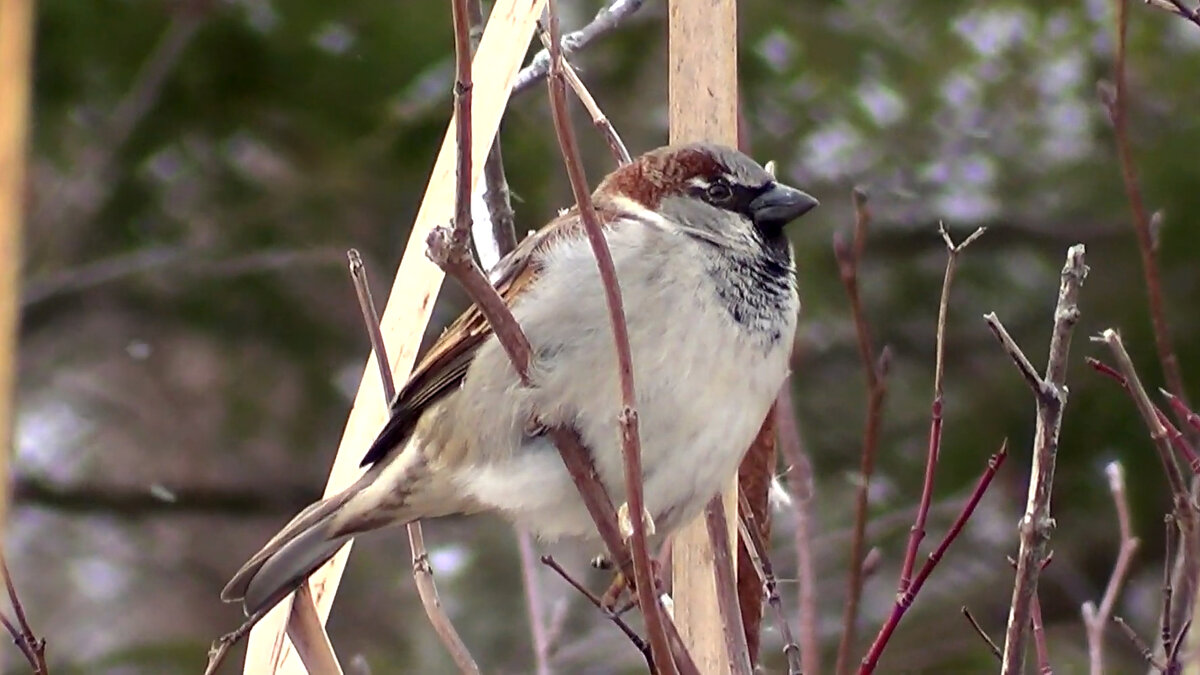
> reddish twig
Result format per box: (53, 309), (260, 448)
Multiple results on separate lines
(1085, 359), (1200, 475)
(535, 28), (629, 167)
(1093, 331), (1200, 652)
(542, 3), (677, 672)
(348, 250), (480, 674)
(540, 555), (653, 669)
(0, 556), (47, 675)
(704, 497), (752, 675)
(1162, 389), (1200, 435)
(1105, 0), (1192, 415)
(898, 224), (985, 594)
(834, 188), (892, 675)
(1030, 591), (1053, 675)
(1080, 461), (1140, 675)
(776, 383), (818, 674)
(858, 442), (1010, 673)
(1095, 331), (1191, 517)
(988, 244), (1087, 674)
(428, 5), (645, 672)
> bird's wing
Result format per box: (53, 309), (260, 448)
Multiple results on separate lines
(359, 203), (634, 467)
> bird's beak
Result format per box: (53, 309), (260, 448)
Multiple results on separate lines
(749, 183), (819, 231)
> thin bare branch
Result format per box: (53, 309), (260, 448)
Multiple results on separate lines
(995, 244), (1087, 675)
(535, 25), (630, 167)
(1106, 0), (1192, 414)
(1114, 616), (1168, 671)
(835, 187), (892, 675)
(0, 556), (47, 675)
(348, 249), (481, 674)
(540, 555), (653, 669)
(962, 606), (1002, 662)
(513, 0), (646, 96)
(517, 531), (553, 675)
(705, 497), (752, 675)
(776, 383), (819, 675)
(1030, 593), (1053, 675)
(1160, 515), (1177, 674)
(542, 2), (678, 672)
(1085, 359), (1200, 475)
(737, 491), (802, 675)
(898, 225), (984, 594)
(467, 0), (518, 262)
(858, 442), (1009, 673)
(1144, 0), (1200, 28)
(1080, 461), (1140, 675)
(1096, 330), (1191, 510)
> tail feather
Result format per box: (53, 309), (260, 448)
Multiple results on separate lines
(221, 490), (356, 616)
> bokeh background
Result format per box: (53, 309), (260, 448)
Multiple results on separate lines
(11, 0), (1200, 672)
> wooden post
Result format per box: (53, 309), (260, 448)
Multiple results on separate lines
(241, 1), (546, 672)
(0, 0), (34, 547)
(668, 0), (740, 672)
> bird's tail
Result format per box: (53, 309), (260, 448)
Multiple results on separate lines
(221, 487), (360, 617)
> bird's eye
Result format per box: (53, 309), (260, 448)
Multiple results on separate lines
(706, 180), (733, 203)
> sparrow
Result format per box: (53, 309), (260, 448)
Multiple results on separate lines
(222, 142), (818, 617)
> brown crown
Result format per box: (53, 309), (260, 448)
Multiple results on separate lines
(596, 143), (735, 209)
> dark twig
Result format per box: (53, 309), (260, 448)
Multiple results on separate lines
(543, 3), (677, 673)
(483, 141), (518, 260)
(512, 0), (646, 96)
(348, 250), (480, 674)
(1114, 616), (1168, 671)
(1105, 0), (1192, 414)
(1080, 461), (1140, 675)
(705, 497), (752, 675)
(467, 0), (518, 263)
(540, 555), (653, 669)
(205, 608), (271, 675)
(0, 556), (47, 675)
(962, 606), (1002, 662)
(1168, 619), (1190, 674)
(898, 225), (985, 595)
(1161, 515), (1177, 674)
(858, 442), (1009, 673)
(737, 491), (802, 675)
(835, 188), (892, 675)
(776, 383), (820, 675)
(1144, 0), (1200, 28)
(986, 245), (1086, 675)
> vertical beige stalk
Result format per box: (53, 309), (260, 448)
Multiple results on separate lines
(667, 0), (741, 672)
(243, 1), (547, 672)
(0, 0), (34, 548)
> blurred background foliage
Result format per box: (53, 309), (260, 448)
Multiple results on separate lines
(10, 0), (1200, 672)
